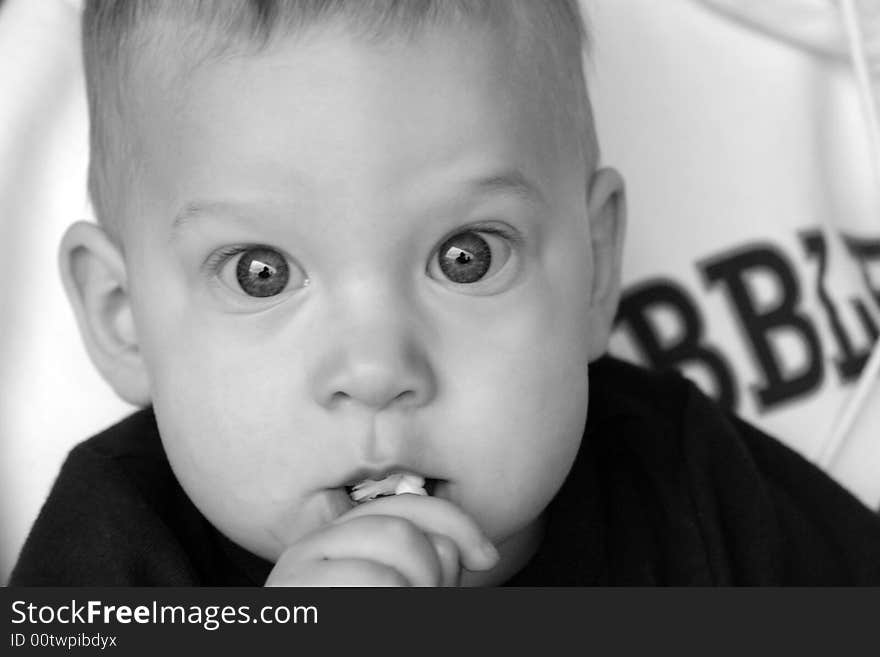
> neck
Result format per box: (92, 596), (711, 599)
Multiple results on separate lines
(460, 514), (546, 587)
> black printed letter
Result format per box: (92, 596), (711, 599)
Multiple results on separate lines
(800, 230), (878, 381)
(615, 278), (737, 409)
(841, 233), (880, 309)
(701, 244), (822, 409)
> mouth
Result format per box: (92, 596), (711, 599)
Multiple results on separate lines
(343, 473), (441, 505)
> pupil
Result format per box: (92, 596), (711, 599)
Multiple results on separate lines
(236, 248), (290, 297)
(438, 232), (491, 284)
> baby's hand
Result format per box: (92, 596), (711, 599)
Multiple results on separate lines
(265, 495), (498, 586)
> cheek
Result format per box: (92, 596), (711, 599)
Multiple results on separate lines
(146, 339), (331, 560)
(443, 361), (588, 542)
(435, 288), (591, 539)
(128, 253), (301, 419)
(145, 319), (310, 480)
(129, 275), (327, 543)
(148, 338), (296, 493)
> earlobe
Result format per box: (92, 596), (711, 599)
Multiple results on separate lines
(585, 167), (627, 360)
(59, 221), (151, 406)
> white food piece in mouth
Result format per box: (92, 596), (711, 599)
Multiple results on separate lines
(349, 473), (427, 503)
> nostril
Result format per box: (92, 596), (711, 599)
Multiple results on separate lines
(328, 388), (417, 410)
(314, 345), (436, 411)
(391, 389), (416, 404)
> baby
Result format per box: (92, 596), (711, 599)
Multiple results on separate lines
(11, 0), (880, 586)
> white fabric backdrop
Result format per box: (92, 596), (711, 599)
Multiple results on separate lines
(595, 0), (880, 509)
(0, 0), (133, 584)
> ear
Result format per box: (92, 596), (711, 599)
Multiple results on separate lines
(585, 167), (627, 360)
(59, 221), (151, 406)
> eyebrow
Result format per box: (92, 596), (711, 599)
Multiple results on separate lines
(470, 169), (547, 207)
(171, 168), (545, 233)
(172, 200), (262, 232)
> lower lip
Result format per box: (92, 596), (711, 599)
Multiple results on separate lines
(326, 487), (358, 514)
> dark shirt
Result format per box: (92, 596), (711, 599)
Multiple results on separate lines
(11, 357), (880, 585)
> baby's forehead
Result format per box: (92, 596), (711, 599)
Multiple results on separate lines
(91, 2), (595, 240)
(139, 10), (533, 92)
(124, 0), (583, 120)
(131, 15), (586, 158)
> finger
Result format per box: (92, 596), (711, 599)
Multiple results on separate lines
(266, 558), (410, 587)
(428, 533), (460, 587)
(339, 494), (498, 571)
(279, 515), (443, 587)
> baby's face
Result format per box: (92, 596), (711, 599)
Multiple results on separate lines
(123, 22), (605, 569)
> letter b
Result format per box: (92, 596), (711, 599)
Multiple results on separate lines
(701, 244), (823, 409)
(615, 278), (738, 409)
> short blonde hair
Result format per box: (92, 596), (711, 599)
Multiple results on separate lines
(82, 0), (597, 240)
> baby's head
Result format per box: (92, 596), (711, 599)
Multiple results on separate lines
(65, 0), (625, 584)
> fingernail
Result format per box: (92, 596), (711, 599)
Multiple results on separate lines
(481, 539), (499, 564)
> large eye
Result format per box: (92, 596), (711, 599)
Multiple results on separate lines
(215, 246), (306, 298)
(430, 230), (512, 285)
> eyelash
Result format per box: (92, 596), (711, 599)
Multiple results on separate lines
(460, 223), (522, 248)
(204, 245), (250, 276)
(204, 224), (521, 268)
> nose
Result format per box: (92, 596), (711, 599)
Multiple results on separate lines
(310, 305), (437, 412)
